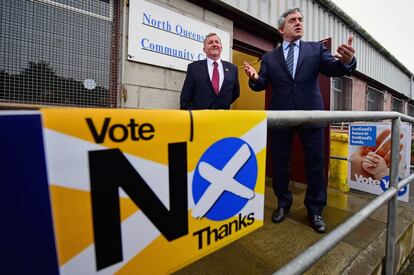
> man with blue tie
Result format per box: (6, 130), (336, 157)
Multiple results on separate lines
(180, 33), (240, 110)
(244, 7), (356, 233)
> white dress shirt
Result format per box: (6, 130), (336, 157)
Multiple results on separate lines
(206, 57), (224, 91)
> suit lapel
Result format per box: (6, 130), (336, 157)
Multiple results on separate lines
(295, 41), (306, 77)
(221, 61), (231, 93)
(275, 46), (292, 79)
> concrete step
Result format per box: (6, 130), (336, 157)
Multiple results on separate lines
(174, 181), (414, 274)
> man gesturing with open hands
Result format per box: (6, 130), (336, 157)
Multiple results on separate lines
(244, 7), (356, 233)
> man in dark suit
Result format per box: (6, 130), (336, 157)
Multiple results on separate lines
(244, 7), (356, 233)
(180, 33), (240, 110)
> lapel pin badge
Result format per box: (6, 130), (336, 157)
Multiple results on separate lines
(225, 68), (229, 72)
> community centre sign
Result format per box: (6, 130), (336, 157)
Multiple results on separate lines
(128, 0), (230, 71)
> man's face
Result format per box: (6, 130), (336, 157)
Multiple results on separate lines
(279, 11), (304, 41)
(203, 35), (222, 60)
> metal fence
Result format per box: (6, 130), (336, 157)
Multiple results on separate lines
(0, 0), (118, 107)
(265, 110), (414, 275)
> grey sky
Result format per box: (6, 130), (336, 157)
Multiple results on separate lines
(332, 0), (414, 74)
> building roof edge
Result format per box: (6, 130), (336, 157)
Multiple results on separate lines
(314, 0), (412, 77)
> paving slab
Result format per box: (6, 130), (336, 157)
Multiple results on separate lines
(173, 242), (273, 275)
(237, 208), (323, 270)
(327, 188), (390, 223)
(305, 241), (360, 275)
(264, 184), (306, 214)
(175, 181), (414, 274)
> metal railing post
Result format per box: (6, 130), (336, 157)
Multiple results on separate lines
(263, 111), (414, 274)
(385, 117), (401, 275)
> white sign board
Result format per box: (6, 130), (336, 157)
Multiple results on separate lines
(348, 122), (412, 202)
(128, 0), (231, 71)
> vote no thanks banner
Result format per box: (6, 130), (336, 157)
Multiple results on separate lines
(41, 109), (267, 274)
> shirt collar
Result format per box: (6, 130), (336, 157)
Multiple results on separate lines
(206, 57), (222, 67)
(283, 40), (300, 50)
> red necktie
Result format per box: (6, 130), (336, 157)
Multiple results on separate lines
(212, 61), (219, 95)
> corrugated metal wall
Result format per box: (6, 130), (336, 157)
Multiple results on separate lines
(221, 0), (413, 98)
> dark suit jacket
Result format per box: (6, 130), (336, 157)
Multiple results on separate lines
(180, 60), (240, 110)
(249, 41), (356, 111)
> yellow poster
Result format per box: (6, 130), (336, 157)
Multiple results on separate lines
(41, 109), (267, 274)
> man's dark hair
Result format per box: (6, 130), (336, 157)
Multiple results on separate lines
(277, 7), (304, 29)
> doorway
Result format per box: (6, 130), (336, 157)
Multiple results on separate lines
(231, 49), (265, 110)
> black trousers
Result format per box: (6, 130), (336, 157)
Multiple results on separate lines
(271, 126), (327, 215)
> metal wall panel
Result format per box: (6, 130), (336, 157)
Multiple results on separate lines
(220, 0), (413, 98)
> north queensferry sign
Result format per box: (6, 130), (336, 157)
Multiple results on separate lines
(128, 0), (230, 71)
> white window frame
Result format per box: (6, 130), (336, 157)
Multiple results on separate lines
(407, 103), (414, 117)
(392, 96), (404, 113)
(366, 86), (384, 111)
(331, 76), (352, 111)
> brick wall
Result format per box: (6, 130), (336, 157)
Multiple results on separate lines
(351, 76), (366, 111)
(383, 90), (392, 111)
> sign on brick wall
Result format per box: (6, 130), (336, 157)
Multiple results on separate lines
(128, 0), (231, 71)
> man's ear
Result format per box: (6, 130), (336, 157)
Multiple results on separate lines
(278, 28), (284, 36)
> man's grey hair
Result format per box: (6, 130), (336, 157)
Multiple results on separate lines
(203, 33), (222, 46)
(277, 7), (304, 29)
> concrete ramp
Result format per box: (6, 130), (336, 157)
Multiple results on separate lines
(175, 180), (414, 274)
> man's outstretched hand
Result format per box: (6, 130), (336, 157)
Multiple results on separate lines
(335, 35), (355, 64)
(243, 62), (259, 80)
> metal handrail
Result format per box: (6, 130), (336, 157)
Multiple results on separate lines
(264, 111), (414, 275)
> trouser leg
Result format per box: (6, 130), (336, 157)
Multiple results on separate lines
(271, 128), (294, 209)
(298, 127), (327, 215)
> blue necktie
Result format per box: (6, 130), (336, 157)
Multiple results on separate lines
(286, 43), (295, 76)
